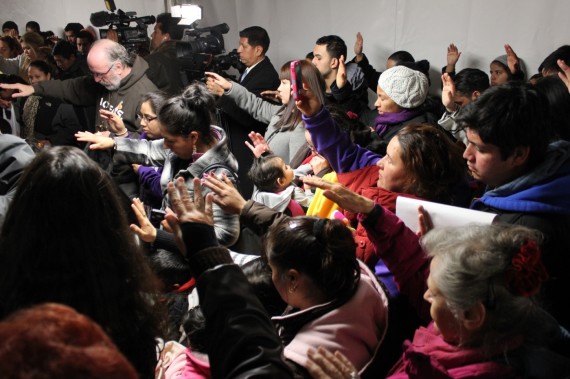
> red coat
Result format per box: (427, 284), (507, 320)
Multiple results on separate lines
(337, 165), (422, 266)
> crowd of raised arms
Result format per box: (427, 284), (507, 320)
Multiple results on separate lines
(1, 14), (570, 379)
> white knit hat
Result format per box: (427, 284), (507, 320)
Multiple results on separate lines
(377, 65), (429, 109)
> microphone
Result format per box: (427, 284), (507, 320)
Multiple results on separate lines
(90, 11), (112, 27)
(134, 15), (156, 25)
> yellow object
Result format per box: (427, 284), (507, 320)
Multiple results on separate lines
(306, 172), (340, 218)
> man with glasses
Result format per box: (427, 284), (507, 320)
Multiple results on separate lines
(0, 38), (158, 197)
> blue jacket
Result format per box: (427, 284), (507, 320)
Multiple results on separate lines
(471, 140), (570, 331)
(472, 140), (570, 214)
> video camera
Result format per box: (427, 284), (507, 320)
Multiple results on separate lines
(175, 23), (245, 81)
(90, 0), (155, 54)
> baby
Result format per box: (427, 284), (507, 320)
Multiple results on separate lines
(249, 153), (313, 216)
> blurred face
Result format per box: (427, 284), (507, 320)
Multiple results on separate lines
(160, 128), (195, 159)
(424, 257), (463, 343)
(0, 87), (15, 102)
(0, 41), (15, 59)
(453, 91), (476, 109)
(489, 62), (509, 86)
(463, 128), (518, 187)
(54, 54), (75, 71)
(3, 28), (18, 37)
(139, 101), (161, 139)
(76, 38), (92, 55)
(27, 66), (51, 85)
(64, 30), (76, 44)
(374, 85), (402, 115)
(376, 136), (411, 192)
(21, 42), (37, 60)
(237, 37), (261, 68)
(385, 58), (397, 69)
(277, 79), (291, 104)
(312, 44), (334, 79)
(305, 130), (317, 154)
(150, 23), (166, 50)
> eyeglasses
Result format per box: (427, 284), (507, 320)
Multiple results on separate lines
(137, 113), (158, 123)
(91, 63), (115, 79)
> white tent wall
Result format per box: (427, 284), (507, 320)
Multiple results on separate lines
(2, 0), (569, 92)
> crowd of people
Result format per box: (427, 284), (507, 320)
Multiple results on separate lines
(1, 14), (570, 379)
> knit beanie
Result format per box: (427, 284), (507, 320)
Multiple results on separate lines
(492, 54), (509, 69)
(378, 65), (429, 109)
(492, 54), (527, 80)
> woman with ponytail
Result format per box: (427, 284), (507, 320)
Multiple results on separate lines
(263, 216), (389, 377)
(76, 82), (240, 247)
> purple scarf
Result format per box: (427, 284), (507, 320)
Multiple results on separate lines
(374, 109), (421, 138)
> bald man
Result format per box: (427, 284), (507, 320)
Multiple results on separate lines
(0, 39), (158, 198)
(0, 39), (157, 135)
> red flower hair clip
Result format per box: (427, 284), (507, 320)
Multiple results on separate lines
(504, 240), (548, 297)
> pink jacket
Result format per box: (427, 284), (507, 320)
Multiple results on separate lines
(387, 324), (516, 379)
(272, 261), (389, 374)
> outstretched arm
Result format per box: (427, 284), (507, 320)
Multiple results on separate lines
(167, 177), (293, 378)
(0, 83), (35, 98)
(295, 76), (380, 174)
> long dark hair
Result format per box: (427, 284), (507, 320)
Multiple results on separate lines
(158, 82), (215, 145)
(272, 60), (326, 132)
(0, 146), (162, 379)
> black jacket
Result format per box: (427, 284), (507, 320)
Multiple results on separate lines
(144, 41), (184, 95)
(181, 222), (293, 378)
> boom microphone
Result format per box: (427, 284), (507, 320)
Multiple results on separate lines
(90, 11), (112, 27)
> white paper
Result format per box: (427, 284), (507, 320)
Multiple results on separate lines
(396, 197), (497, 232)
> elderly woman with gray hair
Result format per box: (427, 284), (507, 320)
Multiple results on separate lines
(301, 179), (570, 379)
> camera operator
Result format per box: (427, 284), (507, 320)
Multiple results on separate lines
(144, 13), (184, 95)
(207, 25), (279, 198)
(0, 39), (158, 198)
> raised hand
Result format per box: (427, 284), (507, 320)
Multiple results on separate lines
(354, 32), (364, 63)
(294, 72), (323, 118)
(301, 176), (374, 214)
(205, 71), (232, 96)
(416, 205), (434, 238)
(245, 131), (271, 158)
(336, 55), (347, 90)
(446, 43), (461, 73)
(99, 109), (127, 135)
(164, 177), (214, 256)
(75, 131), (115, 150)
(504, 44), (520, 74)
(167, 177), (214, 226)
(441, 73), (457, 112)
(558, 59), (570, 93)
(129, 198), (157, 243)
(201, 172), (247, 215)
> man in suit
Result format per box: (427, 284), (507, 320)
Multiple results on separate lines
(213, 26), (280, 198)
